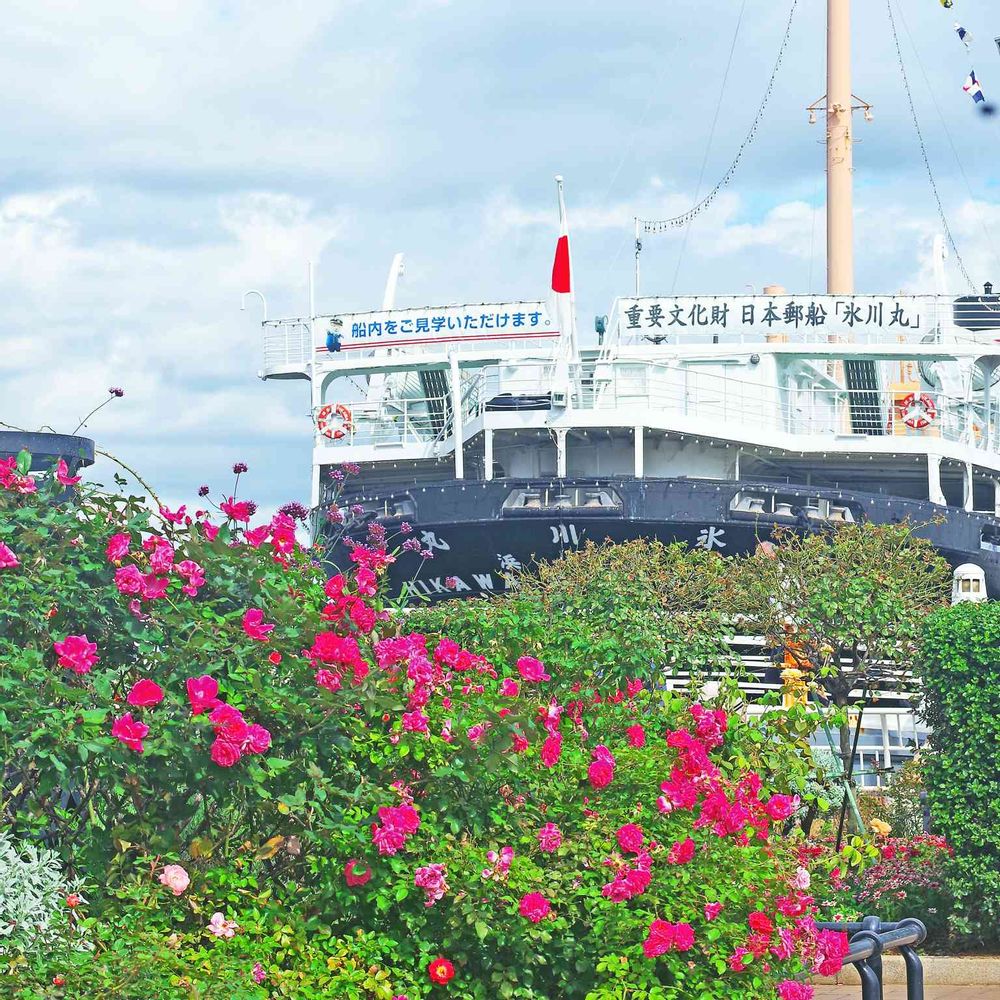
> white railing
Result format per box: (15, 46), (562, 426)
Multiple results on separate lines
(317, 397), (448, 449)
(262, 319), (312, 371)
(463, 360), (999, 455)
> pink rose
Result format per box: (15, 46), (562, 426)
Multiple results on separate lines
(625, 724), (646, 748)
(186, 675), (220, 715)
(54, 459), (82, 486)
(210, 738), (242, 767)
(518, 892), (551, 923)
(588, 759), (614, 789)
(244, 724), (271, 755)
(537, 823), (563, 853)
(704, 902), (723, 921)
(158, 864), (190, 896)
(616, 823), (644, 854)
(126, 678), (164, 707)
(499, 678), (520, 698)
(0, 541), (20, 569)
(242, 608), (274, 642)
(111, 713), (149, 753)
(114, 564), (143, 595)
(667, 837), (696, 865)
(540, 733), (562, 768)
(105, 533), (131, 564)
(53, 634), (99, 675)
(207, 912), (238, 938)
(516, 656), (550, 683)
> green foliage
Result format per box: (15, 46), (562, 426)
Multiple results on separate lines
(918, 601), (1000, 947)
(0, 460), (335, 875)
(1, 461), (858, 996)
(409, 539), (735, 692)
(728, 524), (951, 709)
(0, 831), (83, 956)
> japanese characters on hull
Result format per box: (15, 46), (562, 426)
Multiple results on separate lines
(386, 520), (733, 601)
(619, 295), (923, 338)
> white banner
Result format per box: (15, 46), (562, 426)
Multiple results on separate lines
(319, 301), (557, 353)
(616, 295), (927, 337)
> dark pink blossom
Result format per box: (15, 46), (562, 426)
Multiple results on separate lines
(186, 675), (220, 715)
(517, 656), (550, 683)
(111, 713), (149, 753)
(518, 892), (551, 923)
(53, 634), (99, 674)
(126, 679), (164, 707)
(242, 608), (274, 642)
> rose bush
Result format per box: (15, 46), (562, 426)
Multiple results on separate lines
(0, 451), (853, 997)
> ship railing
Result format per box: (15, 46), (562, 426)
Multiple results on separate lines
(455, 358), (1000, 453)
(317, 397), (449, 449)
(576, 363), (1000, 453)
(262, 319), (313, 370)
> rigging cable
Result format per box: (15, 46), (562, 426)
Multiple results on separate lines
(671, 0), (749, 293)
(892, 0), (1000, 284)
(637, 0), (799, 235)
(886, 0), (975, 291)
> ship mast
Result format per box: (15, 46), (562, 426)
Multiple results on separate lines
(826, 0), (854, 295)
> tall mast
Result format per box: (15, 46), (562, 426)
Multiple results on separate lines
(827, 0), (854, 294)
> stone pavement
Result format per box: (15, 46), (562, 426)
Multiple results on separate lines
(815, 988), (1000, 999)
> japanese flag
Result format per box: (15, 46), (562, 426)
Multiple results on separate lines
(550, 175), (576, 351)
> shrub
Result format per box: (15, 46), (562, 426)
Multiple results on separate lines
(919, 601), (1000, 947)
(0, 832), (83, 956)
(408, 539), (736, 693)
(1, 453), (855, 997)
(847, 835), (954, 949)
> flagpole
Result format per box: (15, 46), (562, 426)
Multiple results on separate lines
(554, 175), (577, 357)
(827, 0), (854, 295)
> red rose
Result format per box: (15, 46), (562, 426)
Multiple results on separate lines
(268, 651), (282, 665)
(428, 957), (455, 985)
(52, 977), (66, 986)
(65, 894), (81, 908)
(748, 911), (774, 936)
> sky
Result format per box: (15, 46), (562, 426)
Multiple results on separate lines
(2, 0), (999, 512)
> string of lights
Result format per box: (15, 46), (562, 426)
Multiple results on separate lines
(636, 0), (799, 235)
(887, 0), (975, 292)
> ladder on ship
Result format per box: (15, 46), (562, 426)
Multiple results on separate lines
(843, 360), (885, 436)
(419, 369), (452, 436)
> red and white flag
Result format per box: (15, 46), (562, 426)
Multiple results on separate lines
(550, 175), (577, 353)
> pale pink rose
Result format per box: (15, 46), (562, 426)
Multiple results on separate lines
(159, 865), (190, 896)
(207, 912), (238, 938)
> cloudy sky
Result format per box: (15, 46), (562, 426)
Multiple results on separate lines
(2, 0), (999, 511)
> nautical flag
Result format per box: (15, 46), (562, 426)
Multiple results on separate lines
(550, 175), (577, 356)
(955, 23), (971, 50)
(964, 70), (986, 104)
(940, 0), (953, 8)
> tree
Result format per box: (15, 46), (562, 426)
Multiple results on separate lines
(726, 523), (951, 790)
(410, 539), (735, 694)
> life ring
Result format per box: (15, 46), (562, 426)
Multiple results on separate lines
(316, 403), (354, 440)
(898, 392), (937, 430)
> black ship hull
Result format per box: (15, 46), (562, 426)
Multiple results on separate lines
(336, 477), (1000, 602)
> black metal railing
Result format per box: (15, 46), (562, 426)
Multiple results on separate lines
(817, 916), (928, 1000)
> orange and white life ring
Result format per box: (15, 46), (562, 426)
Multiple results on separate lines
(898, 392), (937, 430)
(316, 403), (354, 440)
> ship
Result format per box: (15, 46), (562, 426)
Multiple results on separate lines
(253, 0), (1000, 616)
